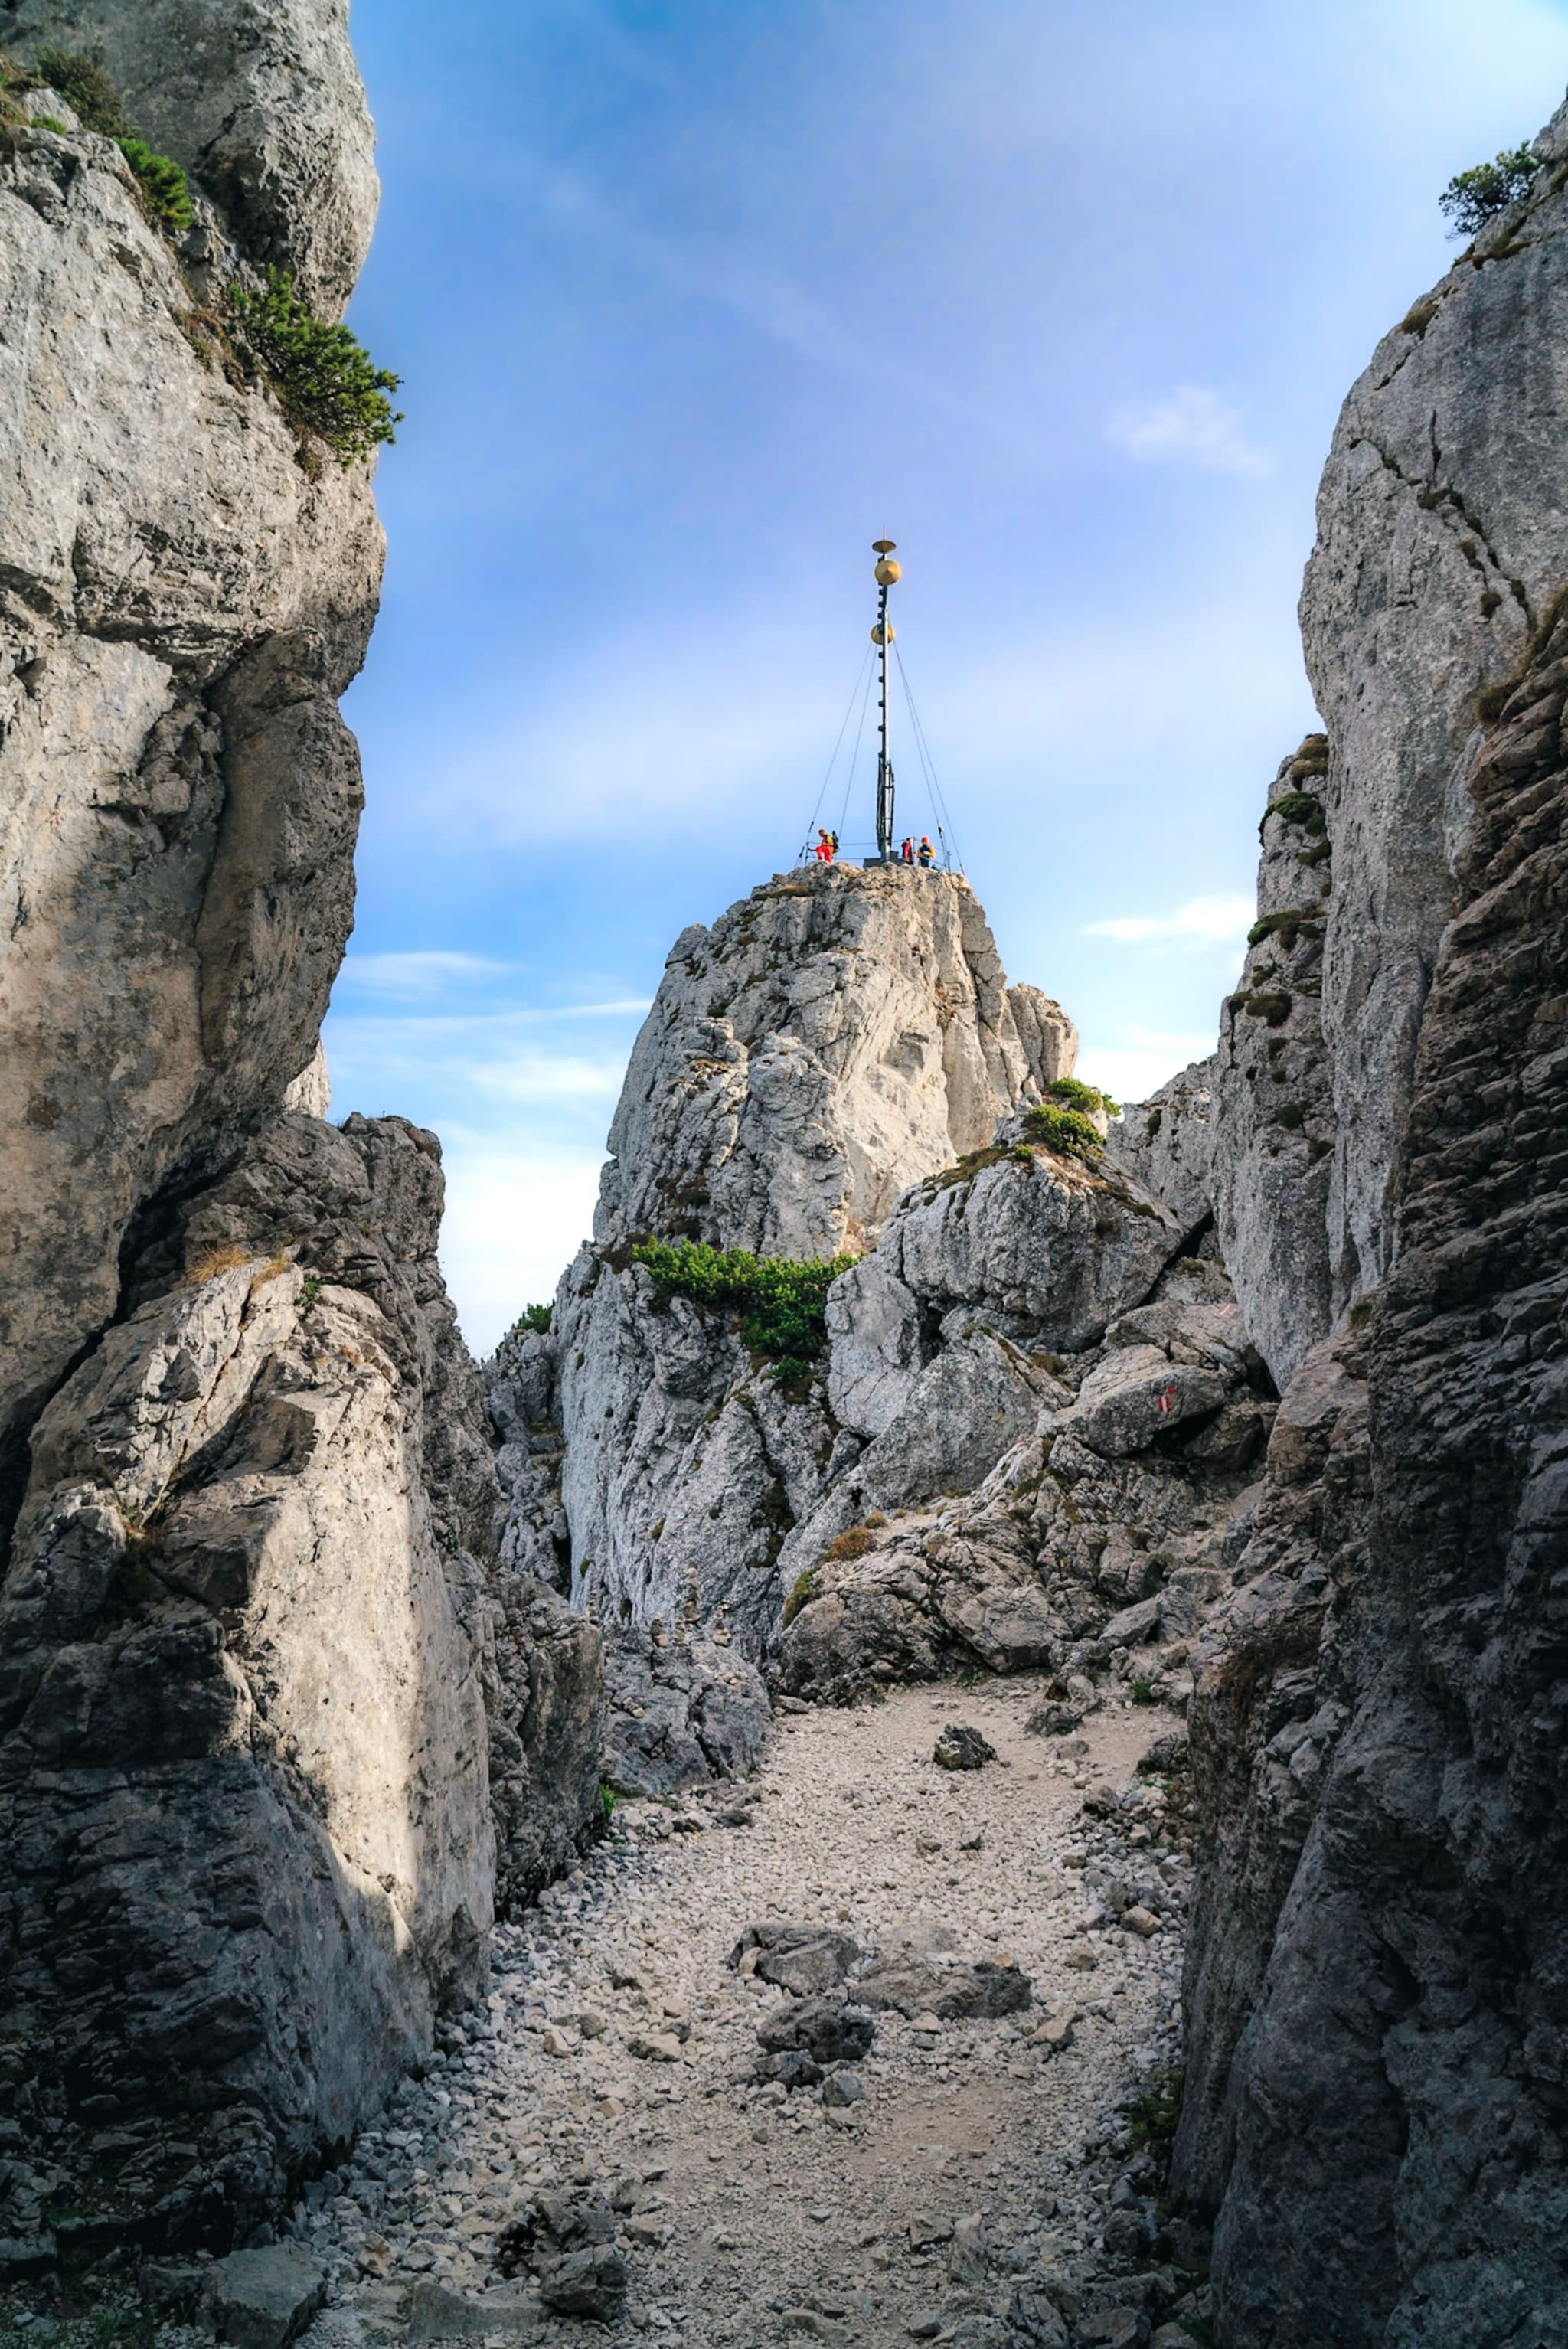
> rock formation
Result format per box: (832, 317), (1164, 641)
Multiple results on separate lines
(492, 864), (1080, 1650)
(1109, 89), (1568, 2347)
(0, 4), (599, 2265)
(778, 1218), (1272, 1707)
(0, 22), (380, 1532)
(595, 862), (1076, 1259)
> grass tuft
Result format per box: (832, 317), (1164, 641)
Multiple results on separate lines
(781, 1565), (820, 1627)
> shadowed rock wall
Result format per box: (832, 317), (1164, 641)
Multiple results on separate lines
(1159, 87), (1568, 2347)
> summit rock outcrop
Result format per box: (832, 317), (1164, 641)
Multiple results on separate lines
(595, 861), (1076, 1259)
(492, 864), (1081, 1651)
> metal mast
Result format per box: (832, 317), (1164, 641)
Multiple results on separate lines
(871, 538), (900, 860)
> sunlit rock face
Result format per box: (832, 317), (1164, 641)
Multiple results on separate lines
(593, 861), (1076, 1261)
(495, 862), (1083, 1651)
(0, 5), (382, 1516)
(0, 2), (601, 2257)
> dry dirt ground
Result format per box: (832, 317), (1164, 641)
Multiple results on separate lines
(302, 1678), (1206, 2349)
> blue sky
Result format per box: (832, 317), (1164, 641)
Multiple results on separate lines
(328, 0), (1568, 1352)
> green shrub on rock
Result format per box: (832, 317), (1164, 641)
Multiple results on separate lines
(1022, 1101), (1104, 1161)
(1044, 1074), (1122, 1119)
(1439, 144), (1540, 237)
(31, 46), (125, 133)
(227, 269), (403, 468)
(116, 134), (191, 229)
(629, 1238), (856, 1382)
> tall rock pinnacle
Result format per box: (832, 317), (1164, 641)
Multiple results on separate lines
(596, 861), (1077, 1260)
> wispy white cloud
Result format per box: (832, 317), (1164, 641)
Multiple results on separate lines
(470, 1052), (626, 1104)
(1108, 387), (1272, 479)
(340, 951), (511, 997)
(1083, 892), (1255, 946)
(1076, 1026), (1218, 1109)
(436, 1146), (605, 1357)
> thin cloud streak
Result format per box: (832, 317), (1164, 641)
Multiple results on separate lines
(1083, 893), (1256, 946)
(1109, 387), (1272, 479)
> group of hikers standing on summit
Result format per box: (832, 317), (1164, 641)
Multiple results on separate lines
(812, 828), (935, 867)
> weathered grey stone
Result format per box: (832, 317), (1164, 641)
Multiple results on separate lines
(756, 1997), (876, 2064)
(403, 2281), (541, 2341)
(1204, 741), (1337, 1384)
(0, 57), (382, 1524)
(205, 2245), (325, 2349)
(1105, 1060), (1216, 1246)
(5, 0), (377, 310)
(1301, 96), (1568, 1316)
(487, 1570), (603, 1916)
(855, 1957), (1031, 2020)
(830, 1141), (1181, 1434)
(553, 1253), (835, 1650)
(595, 862), (1076, 1259)
(1176, 133), (1568, 2339)
(0, 1116), (501, 2243)
(599, 1622), (769, 1798)
(780, 1243), (1269, 1704)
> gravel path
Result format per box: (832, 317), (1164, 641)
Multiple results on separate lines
(303, 1679), (1203, 2348)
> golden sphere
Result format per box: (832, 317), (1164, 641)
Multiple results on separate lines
(871, 621), (897, 646)
(875, 558), (902, 586)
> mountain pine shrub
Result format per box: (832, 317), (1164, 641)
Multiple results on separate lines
(1440, 145), (1540, 236)
(227, 270), (403, 468)
(629, 1238), (856, 1382)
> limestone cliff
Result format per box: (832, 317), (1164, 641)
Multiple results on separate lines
(492, 864), (1080, 1651)
(0, 2), (599, 2266)
(595, 862), (1076, 1259)
(0, 19), (381, 1528)
(1110, 87), (1568, 2347)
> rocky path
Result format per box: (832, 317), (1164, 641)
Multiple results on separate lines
(302, 1683), (1207, 2349)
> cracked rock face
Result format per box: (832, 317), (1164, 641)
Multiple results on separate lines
(826, 1128), (1183, 1442)
(0, 31), (383, 1519)
(1178, 587), (1568, 2349)
(0, 1115), (496, 2251)
(0, 3), (603, 2260)
(1158, 89), (1568, 2347)
(1207, 740), (1338, 1385)
(552, 1247), (836, 1654)
(599, 1624), (769, 1799)
(779, 1255), (1272, 1705)
(1302, 91), (1568, 1312)
(594, 862), (1076, 1260)
(492, 864), (1081, 1655)
(4, 0), (377, 310)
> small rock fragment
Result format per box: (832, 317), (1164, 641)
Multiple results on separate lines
(933, 1723), (996, 1771)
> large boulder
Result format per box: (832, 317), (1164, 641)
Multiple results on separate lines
(599, 1622), (769, 1798)
(0, 1116), (500, 2247)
